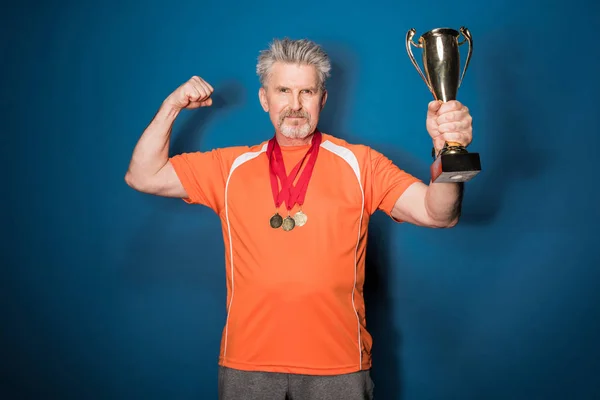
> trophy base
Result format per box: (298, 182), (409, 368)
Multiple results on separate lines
(430, 151), (481, 183)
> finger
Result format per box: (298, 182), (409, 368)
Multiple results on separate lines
(192, 80), (212, 102)
(186, 84), (203, 102)
(438, 121), (457, 133)
(439, 132), (466, 144)
(198, 81), (213, 100)
(188, 77), (204, 99)
(192, 76), (213, 97)
(438, 100), (463, 114)
(426, 118), (439, 132)
(436, 110), (467, 125)
(191, 75), (205, 87)
(438, 119), (471, 133)
(430, 131), (444, 142)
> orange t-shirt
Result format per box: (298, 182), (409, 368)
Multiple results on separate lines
(169, 133), (421, 375)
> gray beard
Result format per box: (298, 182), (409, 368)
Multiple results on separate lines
(280, 121), (312, 139)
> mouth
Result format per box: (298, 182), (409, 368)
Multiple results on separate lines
(279, 112), (310, 128)
(283, 116), (307, 124)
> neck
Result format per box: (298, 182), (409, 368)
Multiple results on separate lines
(275, 131), (315, 147)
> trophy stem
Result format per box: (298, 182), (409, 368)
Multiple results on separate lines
(439, 142), (469, 156)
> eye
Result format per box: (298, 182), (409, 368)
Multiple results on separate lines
(279, 88), (289, 93)
(301, 89), (313, 94)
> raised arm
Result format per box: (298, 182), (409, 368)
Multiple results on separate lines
(124, 76), (213, 197)
(391, 100), (472, 228)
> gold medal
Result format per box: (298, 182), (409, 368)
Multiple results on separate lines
(269, 213), (283, 229)
(282, 216), (295, 231)
(293, 210), (308, 227)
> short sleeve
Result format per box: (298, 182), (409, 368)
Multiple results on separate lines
(369, 148), (422, 217)
(169, 149), (227, 213)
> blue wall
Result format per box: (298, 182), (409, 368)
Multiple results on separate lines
(3, 0), (600, 398)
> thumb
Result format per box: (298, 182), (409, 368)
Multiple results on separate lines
(200, 98), (213, 107)
(427, 100), (442, 117)
(186, 97), (212, 109)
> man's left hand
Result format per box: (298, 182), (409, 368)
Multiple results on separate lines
(426, 100), (473, 153)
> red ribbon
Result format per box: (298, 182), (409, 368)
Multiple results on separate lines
(266, 131), (322, 211)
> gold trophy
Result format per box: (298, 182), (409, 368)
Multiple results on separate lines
(406, 27), (481, 183)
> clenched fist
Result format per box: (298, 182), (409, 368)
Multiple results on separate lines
(426, 100), (473, 153)
(165, 76), (214, 110)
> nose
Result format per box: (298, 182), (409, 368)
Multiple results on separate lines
(290, 93), (302, 111)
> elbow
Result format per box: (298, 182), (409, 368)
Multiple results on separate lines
(423, 199), (462, 228)
(124, 171), (133, 187)
(444, 216), (460, 228)
(124, 170), (137, 189)
(428, 215), (460, 228)
(125, 170), (150, 192)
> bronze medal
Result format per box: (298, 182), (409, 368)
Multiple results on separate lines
(269, 213), (283, 229)
(293, 210), (308, 227)
(281, 216), (295, 231)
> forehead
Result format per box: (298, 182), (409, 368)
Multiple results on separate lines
(268, 62), (319, 88)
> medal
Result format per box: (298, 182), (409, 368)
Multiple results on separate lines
(293, 210), (308, 227)
(282, 216), (296, 231)
(269, 213), (283, 228)
(266, 130), (321, 231)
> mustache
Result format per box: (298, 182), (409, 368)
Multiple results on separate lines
(280, 110), (310, 121)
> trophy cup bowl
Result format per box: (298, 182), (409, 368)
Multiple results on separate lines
(406, 27), (481, 183)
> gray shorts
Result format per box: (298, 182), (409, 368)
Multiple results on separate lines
(218, 366), (375, 400)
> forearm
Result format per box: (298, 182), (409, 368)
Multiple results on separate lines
(126, 102), (180, 183)
(424, 181), (464, 226)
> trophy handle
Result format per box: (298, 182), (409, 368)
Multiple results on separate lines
(458, 27), (473, 88)
(405, 28), (433, 93)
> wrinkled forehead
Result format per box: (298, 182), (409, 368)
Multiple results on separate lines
(266, 62), (320, 89)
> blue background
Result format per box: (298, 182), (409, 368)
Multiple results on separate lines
(3, 0), (600, 398)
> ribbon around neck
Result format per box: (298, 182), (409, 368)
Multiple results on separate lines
(266, 131), (322, 211)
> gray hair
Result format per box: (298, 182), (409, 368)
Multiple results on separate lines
(256, 38), (331, 91)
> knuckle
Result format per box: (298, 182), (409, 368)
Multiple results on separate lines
(187, 87), (199, 97)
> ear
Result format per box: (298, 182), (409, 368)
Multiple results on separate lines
(258, 87), (269, 112)
(320, 89), (328, 110)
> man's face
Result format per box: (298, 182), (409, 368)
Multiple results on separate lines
(259, 62), (327, 141)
